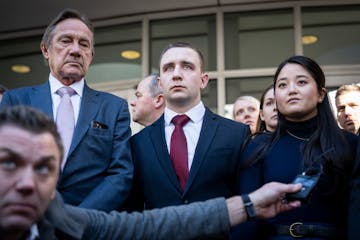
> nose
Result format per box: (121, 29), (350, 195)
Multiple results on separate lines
(288, 82), (297, 93)
(244, 110), (251, 119)
(273, 104), (277, 112)
(130, 99), (136, 107)
(16, 168), (35, 194)
(70, 42), (81, 56)
(172, 65), (182, 80)
(344, 105), (353, 115)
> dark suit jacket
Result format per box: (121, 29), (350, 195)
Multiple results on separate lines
(129, 108), (250, 210)
(0, 82), (133, 212)
(349, 134), (360, 240)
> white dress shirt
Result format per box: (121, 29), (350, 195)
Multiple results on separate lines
(49, 74), (84, 125)
(164, 101), (205, 170)
(26, 224), (39, 240)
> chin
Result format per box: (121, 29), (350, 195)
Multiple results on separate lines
(2, 216), (35, 231)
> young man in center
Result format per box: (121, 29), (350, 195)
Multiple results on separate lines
(129, 42), (250, 211)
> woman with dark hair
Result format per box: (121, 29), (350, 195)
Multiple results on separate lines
(258, 84), (278, 133)
(237, 55), (357, 239)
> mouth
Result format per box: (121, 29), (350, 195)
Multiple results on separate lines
(245, 121), (254, 126)
(171, 85), (185, 91)
(345, 120), (354, 126)
(271, 115), (278, 120)
(287, 98), (300, 103)
(65, 61), (82, 67)
(6, 202), (37, 214)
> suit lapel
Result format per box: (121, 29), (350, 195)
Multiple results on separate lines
(68, 84), (99, 156)
(184, 109), (218, 193)
(150, 116), (183, 192)
(30, 82), (54, 119)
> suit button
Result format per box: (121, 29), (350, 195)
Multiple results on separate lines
(183, 199), (188, 204)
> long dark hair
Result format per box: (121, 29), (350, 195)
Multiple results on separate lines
(248, 56), (353, 176)
(258, 84), (275, 133)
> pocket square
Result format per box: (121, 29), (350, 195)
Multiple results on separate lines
(91, 120), (108, 129)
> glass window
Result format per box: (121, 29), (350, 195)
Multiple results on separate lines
(224, 9), (294, 69)
(302, 5), (360, 65)
(150, 15), (217, 73)
(0, 36), (45, 89)
(0, 53), (47, 89)
(226, 76), (273, 104)
(87, 23), (142, 83)
(201, 79), (217, 113)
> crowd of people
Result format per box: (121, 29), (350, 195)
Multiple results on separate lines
(0, 8), (360, 240)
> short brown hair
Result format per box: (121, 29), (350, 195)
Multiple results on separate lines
(335, 84), (360, 100)
(159, 42), (205, 72)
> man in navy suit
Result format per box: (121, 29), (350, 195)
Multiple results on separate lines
(0, 9), (132, 212)
(129, 42), (250, 210)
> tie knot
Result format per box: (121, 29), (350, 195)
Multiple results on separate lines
(172, 114), (190, 127)
(57, 87), (76, 97)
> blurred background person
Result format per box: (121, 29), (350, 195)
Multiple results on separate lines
(130, 74), (165, 127)
(233, 95), (260, 134)
(335, 83), (360, 135)
(258, 84), (278, 133)
(0, 84), (8, 103)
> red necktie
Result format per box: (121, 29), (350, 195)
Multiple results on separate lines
(170, 114), (190, 190)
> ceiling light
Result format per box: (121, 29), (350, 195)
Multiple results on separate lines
(11, 64), (30, 73)
(302, 35), (318, 45)
(121, 50), (140, 60)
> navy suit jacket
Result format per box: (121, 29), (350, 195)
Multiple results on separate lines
(0, 81), (133, 212)
(129, 108), (250, 210)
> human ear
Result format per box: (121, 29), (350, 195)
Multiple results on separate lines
(154, 94), (165, 108)
(200, 73), (209, 89)
(40, 43), (49, 60)
(318, 87), (326, 103)
(259, 110), (265, 121)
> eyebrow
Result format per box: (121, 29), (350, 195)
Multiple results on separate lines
(0, 147), (57, 163)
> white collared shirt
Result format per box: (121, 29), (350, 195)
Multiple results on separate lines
(164, 101), (205, 170)
(49, 74), (84, 125)
(26, 224), (39, 240)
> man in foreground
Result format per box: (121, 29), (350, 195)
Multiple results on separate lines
(0, 105), (301, 239)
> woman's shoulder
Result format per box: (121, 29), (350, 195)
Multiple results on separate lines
(241, 132), (273, 158)
(252, 131), (274, 143)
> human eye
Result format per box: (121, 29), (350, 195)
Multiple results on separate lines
(59, 36), (72, 44)
(350, 103), (359, 108)
(35, 163), (54, 176)
(337, 106), (345, 112)
(183, 63), (193, 70)
(135, 92), (142, 98)
(163, 64), (174, 72)
(80, 40), (91, 49)
(277, 82), (286, 89)
(236, 109), (244, 116)
(248, 107), (256, 112)
(297, 78), (308, 85)
(0, 158), (16, 170)
(265, 100), (272, 106)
